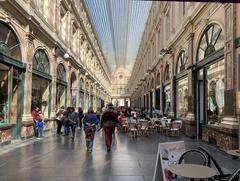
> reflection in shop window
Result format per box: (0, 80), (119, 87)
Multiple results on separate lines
(0, 63), (9, 125)
(176, 77), (188, 118)
(207, 59), (225, 124)
(56, 84), (66, 108)
(32, 76), (50, 119)
(164, 85), (171, 114)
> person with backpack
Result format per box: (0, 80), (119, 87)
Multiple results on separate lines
(82, 107), (99, 152)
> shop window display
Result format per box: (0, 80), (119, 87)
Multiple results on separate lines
(206, 59), (225, 124)
(176, 51), (188, 118)
(0, 63), (9, 124)
(164, 85), (171, 114)
(32, 49), (51, 118)
(56, 63), (66, 108)
(32, 75), (50, 118)
(176, 77), (188, 118)
(80, 78), (84, 109)
(56, 84), (66, 108)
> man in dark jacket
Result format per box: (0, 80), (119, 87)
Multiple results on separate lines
(100, 103), (118, 152)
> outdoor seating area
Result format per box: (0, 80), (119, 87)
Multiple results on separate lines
(154, 141), (240, 181)
(119, 116), (183, 138)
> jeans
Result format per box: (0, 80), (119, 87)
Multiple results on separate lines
(70, 124), (76, 137)
(86, 140), (93, 150)
(37, 128), (43, 138)
(56, 119), (63, 134)
(64, 121), (70, 135)
(104, 126), (115, 149)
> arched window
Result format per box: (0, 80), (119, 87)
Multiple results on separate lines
(164, 64), (170, 81)
(176, 50), (187, 74)
(57, 63), (66, 81)
(156, 73), (160, 86)
(0, 22), (21, 60)
(71, 72), (77, 88)
(197, 24), (224, 62)
(32, 49), (50, 74)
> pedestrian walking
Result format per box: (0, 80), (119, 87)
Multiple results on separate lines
(78, 107), (84, 129)
(31, 106), (40, 137)
(36, 119), (44, 139)
(82, 107), (99, 152)
(56, 106), (64, 135)
(62, 107), (70, 136)
(99, 103), (118, 152)
(68, 107), (78, 139)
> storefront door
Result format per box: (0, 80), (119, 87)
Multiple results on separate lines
(197, 69), (205, 139)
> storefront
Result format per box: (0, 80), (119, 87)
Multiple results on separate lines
(70, 72), (77, 109)
(155, 73), (160, 111)
(56, 63), (67, 109)
(80, 78), (84, 109)
(163, 64), (171, 115)
(175, 51), (188, 119)
(0, 22), (25, 142)
(31, 49), (52, 119)
(194, 23), (234, 149)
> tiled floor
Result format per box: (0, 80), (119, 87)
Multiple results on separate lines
(0, 130), (239, 181)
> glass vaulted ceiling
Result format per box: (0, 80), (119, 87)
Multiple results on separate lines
(84, 0), (152, 72)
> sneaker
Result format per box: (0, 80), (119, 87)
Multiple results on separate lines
(107, 148), (111, 152)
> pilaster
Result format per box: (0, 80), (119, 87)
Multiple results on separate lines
(21, 33), (35, 138)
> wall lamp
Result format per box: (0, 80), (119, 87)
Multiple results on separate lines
(160, 48), (173, 55)
(64, 52), (70, 59)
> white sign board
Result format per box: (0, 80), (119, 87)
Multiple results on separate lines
(153, 141), (185, 181)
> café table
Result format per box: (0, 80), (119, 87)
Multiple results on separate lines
(227, 149), (240, 157)
(169, 163), (216, 181)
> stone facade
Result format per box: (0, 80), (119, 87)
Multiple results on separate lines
(0, 0), (111, 143)
(128, 2), (240, 151)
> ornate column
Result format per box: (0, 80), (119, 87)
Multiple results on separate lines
(221, 4), (238, 130)
(83, 76), (87, 112)
(21, 33), (35, 138)
(168, 55), (175, 118)
(50, 53), (57, 118)
(67, 63), (72, 107)
(184, 33), (196, 138)
(219, 4), (238, 150)
(75, 71), (80, 110)
(160, 65), (163, 115)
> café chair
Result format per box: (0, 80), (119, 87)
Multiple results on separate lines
(169, 120), (182, 137)
(197, 147), (232, 181)
(174, 149), (208, 180)
(127, 123), (138, 138)
(178, 149), (207, 165)
(226, 168), (240, 181)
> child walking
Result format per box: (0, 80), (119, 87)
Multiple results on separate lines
(36, 119), (44, 139)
